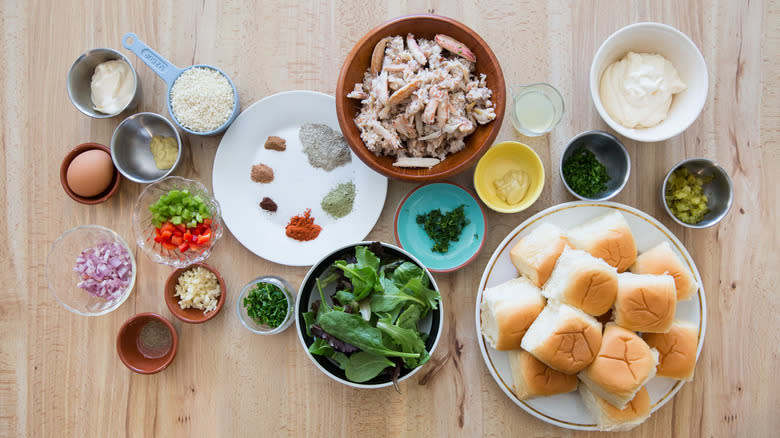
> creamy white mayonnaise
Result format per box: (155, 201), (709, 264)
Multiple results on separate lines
(599, 52), (686, 129)
(90, 60), (135, 114)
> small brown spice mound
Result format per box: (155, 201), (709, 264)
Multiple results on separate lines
(264, 135), (287, 151)
(251, 163), (274, 183)
(259, 197), (277, 212)
(285, 209), (322, 241)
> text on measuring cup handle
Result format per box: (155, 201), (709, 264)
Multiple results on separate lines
(142, 49), (167, 73)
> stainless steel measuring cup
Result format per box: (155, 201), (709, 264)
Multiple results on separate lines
(122, 32), (240, 136)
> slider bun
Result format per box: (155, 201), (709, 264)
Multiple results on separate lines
(510, 222), (570, 288)
(521, 303), (602, 374)
(543, 246), (618, 316)
(614, 272), (676, 333)
(630, 241), (698, 301)
(567, 211), (637, 272)
(480, 277), (546, 350)
(509, 349), (578, 400)
(642, 320), (698, 381)
(578, 323), (659, 409)
(579, 384), (651, 431)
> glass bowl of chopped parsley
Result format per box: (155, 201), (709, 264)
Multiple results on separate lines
(237, 276), (295, 335)
(560, 130), (630, 201)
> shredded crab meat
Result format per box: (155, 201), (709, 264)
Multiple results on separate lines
(348, 34), (496, 166)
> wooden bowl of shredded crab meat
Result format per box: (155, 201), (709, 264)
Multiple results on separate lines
(336, 14), (506, 182)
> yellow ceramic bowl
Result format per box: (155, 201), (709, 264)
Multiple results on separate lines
(473, 141), (545, 213)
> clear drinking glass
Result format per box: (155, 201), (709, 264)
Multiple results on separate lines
(509, 83), (564, 137)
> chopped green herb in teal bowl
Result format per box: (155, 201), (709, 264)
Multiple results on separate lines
(394, 182), (487, 272)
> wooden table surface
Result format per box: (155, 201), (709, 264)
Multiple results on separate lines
(2, 0), (777, 436)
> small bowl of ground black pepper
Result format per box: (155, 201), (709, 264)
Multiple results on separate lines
(560, 130), (630, 201)
(237, 276), (295, 335)
(116, 312), (178, 374)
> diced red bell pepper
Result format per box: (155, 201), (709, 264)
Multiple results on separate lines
(170, 235), (182, 245)
(161, 242), (177, 250)
(160, 222), (176, 234)
(175, 224), (186, 234)
(153, 235), (163, 243)
(178, 242), (190, 252)
(160, 230), (173, 240)
(202, 218), (212, 226)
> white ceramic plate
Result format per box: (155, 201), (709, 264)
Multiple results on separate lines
(475, 201), (706, 430)
(213, 91), (388, 266)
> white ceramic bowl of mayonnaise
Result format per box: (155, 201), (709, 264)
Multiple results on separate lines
(590, 22), (708, 143)
(67, 48), (140, 118)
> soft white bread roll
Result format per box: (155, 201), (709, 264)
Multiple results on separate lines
(542, 246), (618, 316)
(578, 323), (659, 409)
(509, 349), (578, 400)
(566, 211), (637, 272)
(510, 223), (570, 288)
(579, 384), (651, 431)
(614, 272), (676, 333)
(642, 320), (698, 381)
(521, 303), (602, 374)
(630, 241), (698, 301)
(480, 277), (546, 350)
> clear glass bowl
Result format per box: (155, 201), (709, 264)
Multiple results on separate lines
(236, 276), (295, 335)
(46, 225), (136, 316)
(132, 176), (224, 268)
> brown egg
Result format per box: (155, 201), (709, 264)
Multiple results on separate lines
(66, 149), (114, 197)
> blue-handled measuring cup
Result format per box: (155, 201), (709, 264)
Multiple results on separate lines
(122, 32), (240, 136)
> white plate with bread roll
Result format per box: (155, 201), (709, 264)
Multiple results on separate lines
(476, 201), (706, 431)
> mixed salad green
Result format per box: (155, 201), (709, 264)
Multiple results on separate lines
(303, 244), (441, 384)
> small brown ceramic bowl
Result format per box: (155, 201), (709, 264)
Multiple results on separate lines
(116, 312), (178, 374)
(335, 14), (506, 182)
(164, 262), (226, 324)
(60, 142), (121, 204)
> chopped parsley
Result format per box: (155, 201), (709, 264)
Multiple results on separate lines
(243, 282), (289, 328)
(562, 146), (611, 198)
(416, 204), (470, 253)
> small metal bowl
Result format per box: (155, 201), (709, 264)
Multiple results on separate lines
(661, 158), (733, 228)
(560, 130), (630, 201)
(67, 48), (140, 118)
(111, 112), (182, 183)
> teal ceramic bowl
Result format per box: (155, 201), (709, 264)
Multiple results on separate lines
(394, 182), (487, 272)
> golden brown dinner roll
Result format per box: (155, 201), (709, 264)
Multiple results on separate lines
(508, 350), (578, 400)
(642, 320), (698, 381)
(521, 303), (603, 374)
(566, 211), (637, 272)
(579, 384), (651, 431)
(630, 241), (698, 301)
(614, 272), (676, 333)
(542, 246), (618, 316)
(480, 277), (546, 350)
(578, 323), (659, 409)
(510, 222), (570, 288)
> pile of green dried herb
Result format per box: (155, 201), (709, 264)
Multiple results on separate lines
(562, 146), (611, 198)
(243, 282), (289, 328)
(416, 204), (470, 253)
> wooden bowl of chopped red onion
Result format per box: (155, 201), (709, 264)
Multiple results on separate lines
(336, 14), (506, 182)
(46, 225), (136, 316)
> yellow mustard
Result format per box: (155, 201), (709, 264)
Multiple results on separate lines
(493, 169), (530, 205)
(149, 135), (178, 170)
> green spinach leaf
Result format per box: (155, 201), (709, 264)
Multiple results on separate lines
(345, 352), (394, 383)
(317, 311), (419, 359)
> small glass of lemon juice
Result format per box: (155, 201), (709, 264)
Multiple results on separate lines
(509, 83), (564, 137)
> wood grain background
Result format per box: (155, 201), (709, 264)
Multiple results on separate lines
(1, 0), (777, 436)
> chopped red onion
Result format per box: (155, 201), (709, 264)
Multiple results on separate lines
(74, 240), (133, 301)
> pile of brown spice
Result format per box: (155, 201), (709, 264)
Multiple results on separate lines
(264, 135), (287, 151)
(285, 209), (321, 241)
(251, 163), (274, 183)
(259, 197), (277, 212)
